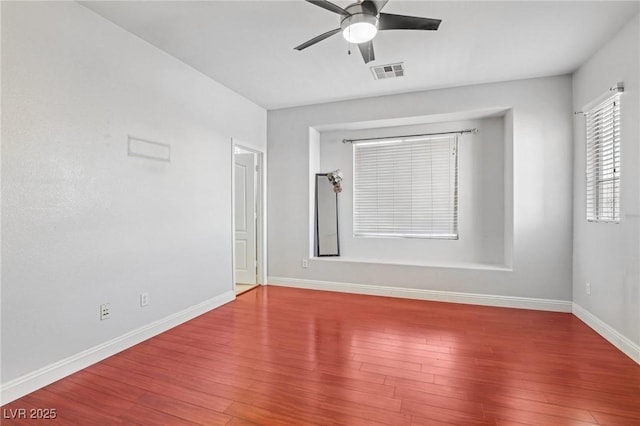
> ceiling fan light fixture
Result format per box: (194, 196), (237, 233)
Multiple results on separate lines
(343, 22), (378, 43)
(341, 13), (378, 44)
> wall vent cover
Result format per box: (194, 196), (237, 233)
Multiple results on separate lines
(371, 63), (405, 80)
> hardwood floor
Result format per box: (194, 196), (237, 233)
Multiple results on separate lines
(3, 285), (640, 425)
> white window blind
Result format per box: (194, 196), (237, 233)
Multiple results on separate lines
(585, 94), (621, 223)
(353, 135), (458, 239)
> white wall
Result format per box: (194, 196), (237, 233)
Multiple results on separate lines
(1, 0), (266, 390)
(572, 15), (640, 352)
(268, 75), (573, 302)
(319, 117), (506, 266)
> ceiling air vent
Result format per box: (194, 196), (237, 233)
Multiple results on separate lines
(371, 63), (405, 80)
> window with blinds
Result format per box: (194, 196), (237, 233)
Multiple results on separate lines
(353, 135), (458, 239)
(585, 94), (621, 223)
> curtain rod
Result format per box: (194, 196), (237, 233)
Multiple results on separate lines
(342, 128), (478, 144)
(574, 81), (624, 115)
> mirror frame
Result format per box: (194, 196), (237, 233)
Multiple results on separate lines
(315, 173), (340, 257)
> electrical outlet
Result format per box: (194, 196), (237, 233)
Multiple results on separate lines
(302, 259), (309, 268)
(586, 282), (591, 296)
(100, 303), (110, 320)
(140, 292), (149, 307)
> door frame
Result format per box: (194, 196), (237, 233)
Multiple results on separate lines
(231, 140), (266, 292)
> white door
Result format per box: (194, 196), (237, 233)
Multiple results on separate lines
(234, 152), (257, 285)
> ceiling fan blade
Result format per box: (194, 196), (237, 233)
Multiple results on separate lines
(358, 40), (375, 64)
(379, 13), (441, 31)
(294, 28), (341, 51)
(361, 0), (389, 14)
(306, 0), (351, 16)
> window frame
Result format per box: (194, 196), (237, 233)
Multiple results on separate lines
(585, 93), (621, 224)
(352, 134), (459, 240)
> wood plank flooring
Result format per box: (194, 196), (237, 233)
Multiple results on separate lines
(3, 285), (640, 425)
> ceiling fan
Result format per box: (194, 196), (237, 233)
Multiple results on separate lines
(294, 0), (441, 64)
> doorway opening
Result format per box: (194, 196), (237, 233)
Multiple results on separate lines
(232, 144), (264, 296)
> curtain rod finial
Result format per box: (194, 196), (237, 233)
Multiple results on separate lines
(610, 82), (624, 92)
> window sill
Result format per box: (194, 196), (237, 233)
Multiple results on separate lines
(311, 256), (512, 272)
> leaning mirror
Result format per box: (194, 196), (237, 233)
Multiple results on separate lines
(315, 172), (341, 256)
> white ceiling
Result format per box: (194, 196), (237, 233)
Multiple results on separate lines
(81, 1), (639, 110)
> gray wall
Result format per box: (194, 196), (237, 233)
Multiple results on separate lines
(1, 2), (266, 384)
(572, 15), (640, 347)
(268, 75), (573, 301)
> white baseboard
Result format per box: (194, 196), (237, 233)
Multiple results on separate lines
(572, 303), (640, 364)
(0, 290), (235, 405)
(268, 276), (572, 312)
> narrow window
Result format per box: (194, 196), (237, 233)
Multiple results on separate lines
(585, 94), (621, 223)
(353, 135), (458, 239)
